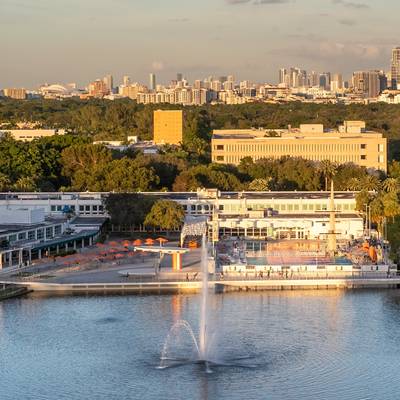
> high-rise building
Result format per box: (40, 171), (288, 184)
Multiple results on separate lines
(3, 88), (27, 99)
(149, 73), (156, 91)
(279, 68), (287, 85)
(352, 71), (380, 98)
(309, 71), (319, 87)
(153, 110), (183, 145)
(390, 47), (400, 89)
(177, 73), (183, 82)
(123, 75), (131, 86)
(103, 75), (113, 92)
(330, 73), (343, 92)
(88, 79), (109, 97)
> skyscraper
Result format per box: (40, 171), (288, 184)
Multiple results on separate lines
(103, 75), (113, 92)
(391, 47), (400, 89)
(352, 71), (380, 98)
(149, 73), (156, 91)
(177, 73), (183, 82)
(123, 75), (131, 86)
(279, 68), (287, 85)
(330, 73), (343, 92)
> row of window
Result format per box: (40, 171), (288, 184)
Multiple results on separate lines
(181, 202), (355, 213)
(3, 224), (63, 244)
(214, 143), (384, 153)
(50, 204), (104, 213)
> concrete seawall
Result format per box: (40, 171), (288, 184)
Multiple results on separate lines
(2, 278), (400, 295)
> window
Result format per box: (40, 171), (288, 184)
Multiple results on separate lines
(361, 144), (366, 149)
(54, 225), (62, 235)
(99, 205), (104, 212)
(92, 205), (98, 211)
(191, 205), (196, 211)
(216, 156), (224, 161)
(219, 205), (224, 211)
(37, 229), (44, 240)
(379, 155), (385, 163)
(46, 227), (53, 238)
(51, 205), (56, 211)
(28, 231), (36, 240)
(79, 205), (84, 212)
(70, 205), (76, 211)
(18, 232), (26, 240)
(9, 234), (17, 243)
(378, 144), (384, 152)
(361, 155), (366, 160)
(85, 205), (90, 212)
(216, 145), (224, 150)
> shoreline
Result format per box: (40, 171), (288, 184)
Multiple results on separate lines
(3, 277), (400, 295)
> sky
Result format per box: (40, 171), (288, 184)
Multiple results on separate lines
(1, 0), (400, 88)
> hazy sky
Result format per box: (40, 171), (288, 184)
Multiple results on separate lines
(1, 0), (399, 88)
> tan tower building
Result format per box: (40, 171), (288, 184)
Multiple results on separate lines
(153, 110), (183, 145)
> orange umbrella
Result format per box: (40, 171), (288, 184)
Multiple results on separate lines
(145, 238), (155, 245)
(156, 237), (168, 246)
(122, 240), (131, 247)
(133, 239), (142, 246)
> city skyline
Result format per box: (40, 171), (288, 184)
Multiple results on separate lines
(1, 0), (400, 87)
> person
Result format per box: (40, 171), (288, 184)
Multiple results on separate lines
(186, 273), (189, 281)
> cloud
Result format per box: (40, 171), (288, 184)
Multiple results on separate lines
(225, 0), (251, 4)
(168, 17), (190, 23)
(151, 61), (165, 71)
(332, 0), (369, 9)
(226, 0), (290, 4)
(269, 41), (381, 61)
(338, 18), (357, 25)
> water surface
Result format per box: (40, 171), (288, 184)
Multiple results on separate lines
(1, 290), (400, 400)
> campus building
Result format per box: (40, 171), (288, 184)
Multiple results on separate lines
(0, 128), (65, 142)
(3, 88), (27, 99)
(153, 110), (183, 145)
(211, 121), (387, 172)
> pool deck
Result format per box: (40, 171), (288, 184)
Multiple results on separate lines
(2, 276), (400, 294)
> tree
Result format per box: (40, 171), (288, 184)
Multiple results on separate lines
(382, 177), (399, 193)
(248, 178), (271, 191)
(360, 175), (381, 192)
(319, 160), (338, 191)
(144, 200), (185, 230)
(105, 193), (155, 226)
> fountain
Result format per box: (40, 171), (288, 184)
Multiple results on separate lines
(159, 234), (215, 372)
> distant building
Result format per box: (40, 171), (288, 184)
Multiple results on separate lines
(153, 110), (183, 145)
(3, 88), (27, 99)
(330, 73), (343, 92)
(211, 121), (387, 172)
(88, 79), (109, 97)
(103, 75), (113, 92)
(352, 71), (380, 98)
(149, 73), (156, 91)
(0, 129), (65, 142)
(391, 47), (400, 89)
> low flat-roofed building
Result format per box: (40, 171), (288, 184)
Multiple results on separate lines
(211, 121), (387, 172)
(0, 128), (65, 142)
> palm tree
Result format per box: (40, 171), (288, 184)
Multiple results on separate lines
(346, 177), (361, 191)
(319, 160), (338, 191)
(360, 175), (381, 192)
(248, 178), (271, 191)
(382, 177), (399, 193)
